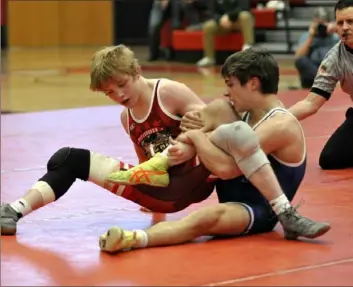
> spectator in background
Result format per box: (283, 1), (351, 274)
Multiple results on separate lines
(294, 7), (339, 88)
(148, 0), (209, 61)
(148, 0), (180, 62)
(183, 0), (213, 31)
(196, 0), (254, 67)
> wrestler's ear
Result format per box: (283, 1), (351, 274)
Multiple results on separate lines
(134, 66), (142, 79)
(248, 77), (261, 91)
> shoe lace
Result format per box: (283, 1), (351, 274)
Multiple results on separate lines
(269, 198), (306, 221)
(281, 198), (306, 221)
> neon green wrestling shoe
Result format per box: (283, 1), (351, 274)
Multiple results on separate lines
(107, 153), (170, 187)
(99, 226), (138, 253)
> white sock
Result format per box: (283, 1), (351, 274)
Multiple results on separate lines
(10, 199), (32, 216)
(134, 229), (149, 248)
(269, 194), (291, 215)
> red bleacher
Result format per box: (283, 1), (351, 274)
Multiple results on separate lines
(161, 8), (277, 52)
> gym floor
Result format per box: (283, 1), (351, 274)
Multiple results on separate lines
(1, 46), (353, 286)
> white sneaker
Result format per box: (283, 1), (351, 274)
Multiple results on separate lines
(99, 226), (136, 253)
(242, 44), (251, 51)
(196, 57), (216, 67)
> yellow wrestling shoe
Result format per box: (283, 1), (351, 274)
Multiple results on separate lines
(99, 226), (138, 253)
(107, 153), (170, 187)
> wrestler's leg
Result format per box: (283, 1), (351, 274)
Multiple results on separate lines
(99, 202), (251, 253)
(0, 147), (164, 235)
(198, 98), (242, 131)
(164, 98), (329, 240)
(207, 120), (330, 240)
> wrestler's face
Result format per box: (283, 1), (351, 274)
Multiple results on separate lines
(336, 6), (353, 48)
(224, 76), (258, 112)
(101, 74), (141, 108)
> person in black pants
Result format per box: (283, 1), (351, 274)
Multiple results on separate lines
(319, 107), (353, 169)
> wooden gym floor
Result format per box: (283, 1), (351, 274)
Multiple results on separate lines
(1, 47), (353, 286)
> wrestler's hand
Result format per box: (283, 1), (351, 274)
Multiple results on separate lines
(175, 132), (194, 145)
(180, 110), (204, 132)
(167, 139), (196, 166)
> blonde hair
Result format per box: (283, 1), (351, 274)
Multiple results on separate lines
(90, 45), (140, 91)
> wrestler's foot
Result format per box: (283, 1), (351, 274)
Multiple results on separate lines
(278, 207), (331, 240)
(99, 226), (139, 253)
(107, 153), (170, 187)
(1, 203), (21, 235)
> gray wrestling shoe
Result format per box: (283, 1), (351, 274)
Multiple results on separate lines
(278, 206), (331, 240)
(1, 203), (21, 235)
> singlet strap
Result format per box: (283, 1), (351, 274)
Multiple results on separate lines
(128, 79), (161, 123)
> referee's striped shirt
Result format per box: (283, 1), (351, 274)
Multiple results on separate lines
(311, 41), (353, 101)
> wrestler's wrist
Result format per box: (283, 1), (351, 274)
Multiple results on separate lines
(185, 129), (203, 139)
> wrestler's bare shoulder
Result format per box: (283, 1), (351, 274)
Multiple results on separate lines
(146, 78), (203, 113)
(262, 112), (302, 136)
(145, 78), (187, 97)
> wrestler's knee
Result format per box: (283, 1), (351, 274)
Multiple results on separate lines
(211, 121), (269, 178)
(201, 99), (230, 117)
(211, 121), (259, 155)
(47, 147), (91, 181)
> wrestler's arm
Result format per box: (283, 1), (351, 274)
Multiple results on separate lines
(186, 114), (297, 179)
(184, 131), (238, 179)
(120, 109), (148, 163)
(170, 99), (244, 165)
(158, 80), (205, 161)
(288, 53), (339, 121)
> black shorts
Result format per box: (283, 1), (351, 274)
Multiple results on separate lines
(234, 201), (278, 235)
(215, 178), (297, 235)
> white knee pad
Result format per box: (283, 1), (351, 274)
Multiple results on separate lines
(210, 121), (270, 178)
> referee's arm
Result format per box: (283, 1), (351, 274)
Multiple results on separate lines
(289, 92), (328, 121)
(289, 54), (340, 121)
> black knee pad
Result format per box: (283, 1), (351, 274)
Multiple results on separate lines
(38, 147), (91, 200)
(47, 147), (71, 170)
(47, 147), (91, 181)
